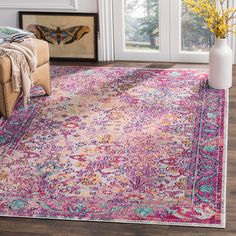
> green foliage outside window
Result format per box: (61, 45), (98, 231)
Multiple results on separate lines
(125, 0), (214, 51)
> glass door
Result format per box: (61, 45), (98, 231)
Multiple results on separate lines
(170, 0), (214, 63)
(113, 0), (214, 63)
(113, 0), (170, 61)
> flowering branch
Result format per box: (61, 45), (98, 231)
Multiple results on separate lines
(183, 0), (236, 39)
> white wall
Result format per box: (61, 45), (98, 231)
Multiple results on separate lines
(0, 0), (97, 27)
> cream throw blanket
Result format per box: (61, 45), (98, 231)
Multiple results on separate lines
(0, 37), (37, 107)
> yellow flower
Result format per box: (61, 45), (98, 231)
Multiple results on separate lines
(183, 0), (236, 38)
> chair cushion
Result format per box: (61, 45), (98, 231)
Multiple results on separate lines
(0, 56), (11, 84)
(35, 39), (49, 67)
(0, 38), (49, 84)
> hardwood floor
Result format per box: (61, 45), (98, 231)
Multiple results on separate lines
(0, 62), (235, 236)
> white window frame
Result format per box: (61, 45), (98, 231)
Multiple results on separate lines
(170, 0), (211, 63)
(98, 0), (236, 63)
(113, 0), (170, 61)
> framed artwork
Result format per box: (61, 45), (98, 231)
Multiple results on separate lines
(19, 11), (98, 61)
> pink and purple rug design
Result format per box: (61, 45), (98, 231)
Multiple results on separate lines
(0, 66), (228, 227)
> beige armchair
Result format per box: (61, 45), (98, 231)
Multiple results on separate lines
(0, 39), (51, 119)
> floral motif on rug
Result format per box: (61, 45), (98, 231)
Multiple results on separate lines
(0, 66), (228, 227)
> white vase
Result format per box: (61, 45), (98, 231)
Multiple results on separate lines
(208, 38), (232, 89)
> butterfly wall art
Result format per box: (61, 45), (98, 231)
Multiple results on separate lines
(27, 25), (91, 45)
(19, 12), (98, 61)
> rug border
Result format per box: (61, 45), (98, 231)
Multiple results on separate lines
(221, 88), (229, 229)
(0, 214), (226, 228)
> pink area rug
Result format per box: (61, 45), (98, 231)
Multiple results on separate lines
(0, 66), (228, 227)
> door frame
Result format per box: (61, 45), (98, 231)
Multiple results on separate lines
(170, 0), (210, 63)
(98, 0), (115, 61)
(113, 0), (170, 61)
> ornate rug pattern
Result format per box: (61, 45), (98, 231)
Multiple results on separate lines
(0, 66), (228, 227)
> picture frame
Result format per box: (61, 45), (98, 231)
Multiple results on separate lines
(19, 11), (98, 61)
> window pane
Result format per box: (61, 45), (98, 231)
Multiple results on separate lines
(124, 0), (160, 51)
(181, 1), (214, 52)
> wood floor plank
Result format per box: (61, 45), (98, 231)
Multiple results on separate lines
(0, 232), (51, 236)
(0, 62), (235, 236)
